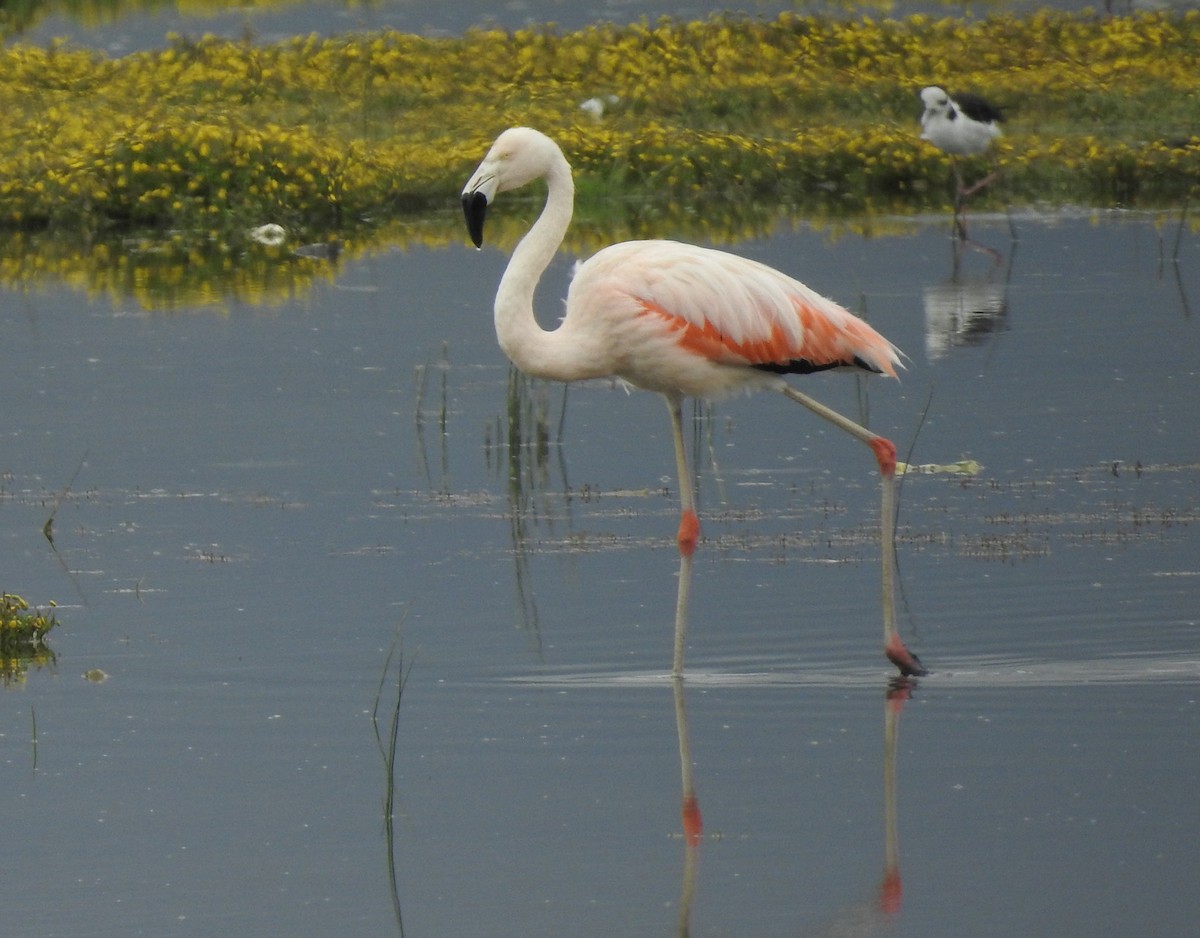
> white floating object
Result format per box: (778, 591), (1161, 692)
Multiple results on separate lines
(249, 223), (287, 246)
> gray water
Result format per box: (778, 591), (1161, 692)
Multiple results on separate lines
(17, 0), (1122, 54)
(2, 207), (1197, 936)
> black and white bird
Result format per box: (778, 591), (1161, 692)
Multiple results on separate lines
(919, 86), (1005, 204)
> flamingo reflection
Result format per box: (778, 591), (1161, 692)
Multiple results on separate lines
(669, 549), (919, 935)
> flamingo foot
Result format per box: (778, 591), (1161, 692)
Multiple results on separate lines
(886, 634), (927, 677)
(677, 508), (700, 557)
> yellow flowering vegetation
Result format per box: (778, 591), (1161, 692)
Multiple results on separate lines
(0, 592), (57, 686)
(1, 10), (1198, 306)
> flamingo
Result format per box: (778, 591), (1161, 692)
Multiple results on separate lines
(461, 127), (925, 678)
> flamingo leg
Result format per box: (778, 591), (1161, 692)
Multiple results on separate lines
(666, 394), (700, 558)
(672, 550), (693, 678)
(666, 394), (701, 678)
(779, 385), (926, 677)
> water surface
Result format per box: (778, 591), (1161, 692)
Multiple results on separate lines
(1, 210), (1197, 936)
(17, 0), (1112, 52)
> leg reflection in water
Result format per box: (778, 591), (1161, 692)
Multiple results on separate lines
(668, 547), (922, 935)
(672, 549), (702, 937)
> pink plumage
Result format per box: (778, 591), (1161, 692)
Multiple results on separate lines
(567, 239), (902, 398)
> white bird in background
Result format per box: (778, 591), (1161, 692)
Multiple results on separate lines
(461, 127), (925, 678)
(920, 85), (1005, 209)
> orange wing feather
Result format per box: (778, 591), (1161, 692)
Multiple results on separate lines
(636, 296), (899, 377)
(568, 240), (902, 381)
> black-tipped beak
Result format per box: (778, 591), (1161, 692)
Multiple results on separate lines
(462, 190), (488, 248)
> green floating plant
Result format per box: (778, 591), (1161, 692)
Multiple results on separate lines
(1, 592), (58, 686)
(896, 459), (983, 476)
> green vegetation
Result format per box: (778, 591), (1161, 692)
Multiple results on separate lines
(0, 10), (1198, 305)
(1, 593), (58, 686)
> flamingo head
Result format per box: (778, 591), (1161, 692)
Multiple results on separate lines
(461, 127), (564, 248)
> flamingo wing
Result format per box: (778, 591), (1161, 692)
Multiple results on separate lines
(569, 240), (902, 380)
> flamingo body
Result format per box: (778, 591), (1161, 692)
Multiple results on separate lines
(563, 238), (902, 399)
(462, 127), (925, 678)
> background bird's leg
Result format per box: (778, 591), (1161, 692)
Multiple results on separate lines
(958, 160), (1005, 242)
(779, 386), (926, 676)
(960, 167), (1000, 200)
(951, 160), (970, 240)
(951, 159), (966, 203)
(666, 394), (700, 558)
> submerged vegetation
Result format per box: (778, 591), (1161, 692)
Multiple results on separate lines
(1, 9), (1199, 304)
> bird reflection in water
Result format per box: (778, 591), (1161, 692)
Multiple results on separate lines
(924, 236), (1014, 361)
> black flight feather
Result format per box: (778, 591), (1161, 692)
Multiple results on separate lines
(952, 92), (1006, 125)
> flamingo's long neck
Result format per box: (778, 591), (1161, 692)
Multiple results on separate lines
(493, 154), (583, 381)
